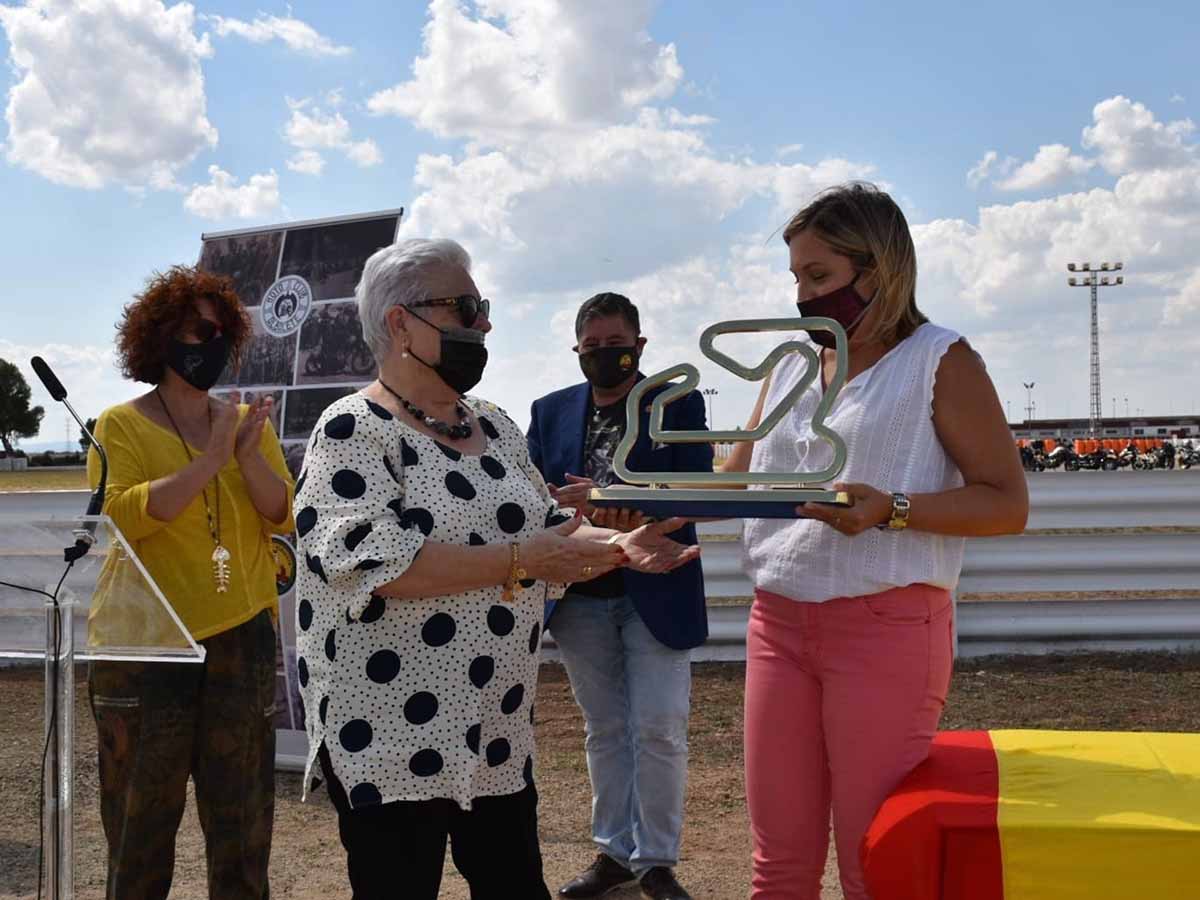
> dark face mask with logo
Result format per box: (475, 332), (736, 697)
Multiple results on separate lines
(579, 346), (639, 390)
(408, 310), (489, 395)
(795, 272), (874, 349)
(166, 334), (230, 391)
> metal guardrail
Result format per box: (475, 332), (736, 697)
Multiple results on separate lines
(698, 532), (1200, 598)
(6, 476), (1200, 660)
(1021, 469), (1200, 529)
(680, 472), (1200, 658)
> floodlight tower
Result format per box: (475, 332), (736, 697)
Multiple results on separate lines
(1067, 261), (1124, 435)
(702, 387), (719, 428)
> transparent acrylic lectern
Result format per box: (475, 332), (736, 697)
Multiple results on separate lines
(0, 514), (204, 900)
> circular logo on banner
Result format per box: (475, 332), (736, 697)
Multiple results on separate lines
(270, 534), (297, 596)
(260, 275), (313, 337)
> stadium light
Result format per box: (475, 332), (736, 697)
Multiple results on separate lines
(1067, 260), (1126, 436)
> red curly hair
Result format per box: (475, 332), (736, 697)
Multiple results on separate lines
(116, 266), (252, 384)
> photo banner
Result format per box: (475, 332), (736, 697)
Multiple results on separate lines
(198, 208), (403, 745)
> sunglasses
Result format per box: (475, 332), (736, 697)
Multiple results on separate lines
(411, 295), (491, 329)
(181, 318), (223, 343)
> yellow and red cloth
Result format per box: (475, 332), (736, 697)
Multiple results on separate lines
(863, 730), (1200, 900)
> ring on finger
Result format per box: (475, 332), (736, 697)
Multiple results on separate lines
(581, 565), (594, 578)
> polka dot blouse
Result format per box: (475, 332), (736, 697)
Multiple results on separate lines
(294, 392), (569, 811)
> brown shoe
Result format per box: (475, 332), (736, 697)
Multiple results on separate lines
(558, 853), (637, 898)
(639, 867), (692, 900)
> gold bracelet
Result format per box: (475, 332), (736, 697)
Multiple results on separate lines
(501, 542), (527, 603)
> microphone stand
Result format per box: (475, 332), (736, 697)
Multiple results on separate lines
(28, 356), (106, 900)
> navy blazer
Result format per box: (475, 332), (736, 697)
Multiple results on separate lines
(528, 377), (713, 651)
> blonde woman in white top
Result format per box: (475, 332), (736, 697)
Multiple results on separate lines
(724, 183), (1028, 900)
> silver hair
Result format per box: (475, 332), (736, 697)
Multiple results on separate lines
(356, 238), (472, 361)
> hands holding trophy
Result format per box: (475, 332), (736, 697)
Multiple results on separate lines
(589, 315), (854, 519)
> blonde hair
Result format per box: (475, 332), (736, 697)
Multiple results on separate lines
(782, 182), (927, 345)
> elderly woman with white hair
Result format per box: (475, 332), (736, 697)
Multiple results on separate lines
(293, 238), (699, 900)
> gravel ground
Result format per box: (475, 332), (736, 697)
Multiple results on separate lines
(1, 653), (1198, 899)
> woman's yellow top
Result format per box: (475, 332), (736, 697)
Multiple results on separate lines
(87, 402), (295, 641)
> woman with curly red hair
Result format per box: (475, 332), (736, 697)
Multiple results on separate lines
(86, 265), (294, 900)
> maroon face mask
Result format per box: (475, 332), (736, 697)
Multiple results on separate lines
(795, 273), (873, 348)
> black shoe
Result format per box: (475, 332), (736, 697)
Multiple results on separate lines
(558, 854), (637, 898)
(639, 867), (692, 900)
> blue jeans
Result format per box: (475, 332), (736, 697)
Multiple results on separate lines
(549, 593), (691, 875)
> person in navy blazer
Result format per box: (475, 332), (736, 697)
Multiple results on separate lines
(528, 293), (711, 900)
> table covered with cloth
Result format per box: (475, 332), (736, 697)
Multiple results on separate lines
(862, 730), (1200, 900)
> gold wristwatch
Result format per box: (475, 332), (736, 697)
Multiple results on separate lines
(880, 492), (911, 531)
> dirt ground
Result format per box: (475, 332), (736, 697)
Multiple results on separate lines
(2, 653), (1199, 900)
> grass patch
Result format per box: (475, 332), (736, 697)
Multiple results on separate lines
(0, 468), (88, 492)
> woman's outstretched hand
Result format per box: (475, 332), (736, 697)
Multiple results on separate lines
(613, 518), (701, 574)
(522, 513), (629, 583)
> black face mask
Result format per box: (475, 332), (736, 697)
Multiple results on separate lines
(795, 273), (874, 349)
(166, 335), (229, 391)
(578, 345), (639, 390)
(408, 310), (489, 395)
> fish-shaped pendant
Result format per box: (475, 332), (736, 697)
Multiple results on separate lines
(212, 545), (232, 593)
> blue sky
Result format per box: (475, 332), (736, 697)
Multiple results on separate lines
(3, 0), (1199, 448)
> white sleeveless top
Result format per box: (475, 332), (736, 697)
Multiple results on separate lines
(742, 322), (969, 602)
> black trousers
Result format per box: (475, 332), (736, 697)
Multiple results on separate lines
(318, 744), (552, 900)
(89, 609), (277, 900)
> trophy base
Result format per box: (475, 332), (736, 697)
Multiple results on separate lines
(588, 486), (851, 519)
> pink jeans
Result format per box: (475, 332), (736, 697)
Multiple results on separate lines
(744, 584), (954, 900)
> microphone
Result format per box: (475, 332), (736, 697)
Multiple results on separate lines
(30, 356), (108, 561)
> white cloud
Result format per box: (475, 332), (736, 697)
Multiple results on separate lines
(380, 1), (873, 293)
(184, 165), (281, 220)
(366, 0), (683, 141)
(344, 139), (382, 167)
(995, 143), (1094, 191)
(1170, 94), (1186, 104)
(282, 99), (382, 169)
(286, 149), (326, 175)
(664, 108), (715, 127)
(967, 150), (1013, 188)
(970, 96), (1196, 194)
(1081, 95), (1195, 175)
(0, 339), (136, 446)
(1164, 268), (1200, 325)
(399, 122), (872, 295)
(206, 13), (351, 57)
(0, 0), (217, 190)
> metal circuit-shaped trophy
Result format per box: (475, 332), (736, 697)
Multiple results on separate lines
(588, 316), (853, 518)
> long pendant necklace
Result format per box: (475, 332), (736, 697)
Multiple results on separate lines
(156, 388), (231, 593)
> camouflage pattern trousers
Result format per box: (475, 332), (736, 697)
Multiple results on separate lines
(88, 609), (276, 900)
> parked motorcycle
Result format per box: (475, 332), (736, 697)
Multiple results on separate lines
(1078, 448), (1120, 471)
(1043, 443), (1079, 471)
(1178, 441), (1198, 470)
(1115, 443), (1139, 469)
